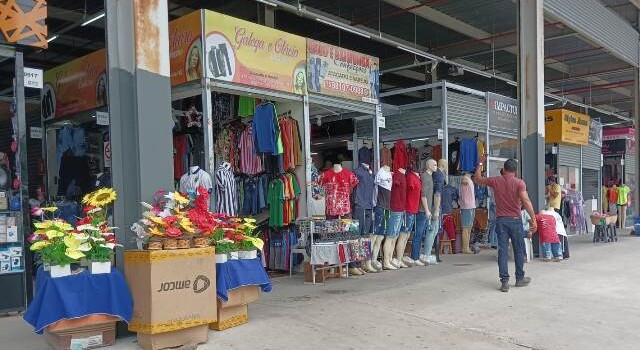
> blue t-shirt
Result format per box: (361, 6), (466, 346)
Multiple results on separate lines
(354, 165), (375, 209)
(253, 103), (277, 154)
(459, 138), (478, 172)
(441, 184), (459, 215)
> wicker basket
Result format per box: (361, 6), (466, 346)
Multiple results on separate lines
(177, 238), (192, 249)
(163, 239), (178, 250)
(590, 215), (606, 226)
(147, 239), (163, 250)
(605, 215), (618, 225)
(193, 237), (209, 248)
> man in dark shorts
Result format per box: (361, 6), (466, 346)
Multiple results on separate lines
(475, 158), (537, 292)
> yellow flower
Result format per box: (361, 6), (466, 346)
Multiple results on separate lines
(243, 218), (257, 224)
(30, 241), (51, 251)
(149, 227), (164, 236)
(173, 192), (190, 206)
(34, 221), (54, 230)
(180, 219), (195, 233)
(63, 235), (90, 260)
(88, 188), (117, 207)
(245, 237), (264, 251)
(41, 206), (58, 212)
(82, 191), (96, 205)
(45, 229), (65, 239)
(149, 216), (165, 226)
(56, 221), (75, 231)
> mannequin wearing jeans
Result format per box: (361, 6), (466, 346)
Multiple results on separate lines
(384, 168), (406, 270)
(413, 159), (436, 265)
(372, 166), (392, 270)
(353, 162), (377, 274)
(395, 169), (421, 268)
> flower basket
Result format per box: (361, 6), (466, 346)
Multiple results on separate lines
(50, 264), (71, 278)
(163, 239), (178, 250)
(89, 261), (111, 274)
(590, 214), (605, 226)
(238, 250), (257, 260)
(177, 237), (192, 249)
(606, 215), (618, 225)
(193, 237), (209, 248)
(147, 239), (163, 250)
(215, 253), (228, 264)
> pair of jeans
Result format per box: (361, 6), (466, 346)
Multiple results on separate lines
(401, 213), (416, 233)
(354, 204), (373, 236)
(386, 211), (404, 238)
(496, 217), (525, 283)
(412, 212), (433, 260)
(373, 206), (387, 235)
(542, 242), (562, 259)
(519, 229), (528, 261)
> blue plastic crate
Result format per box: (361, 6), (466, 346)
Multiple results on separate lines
(635, 223), (640, 236)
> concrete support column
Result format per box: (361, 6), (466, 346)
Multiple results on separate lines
(106, 0), (174, 258)
(634, 68), (639, 216)
(518, 0), (546, 211)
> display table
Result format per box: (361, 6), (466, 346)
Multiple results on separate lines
(24, 267), (133, 334)
(216, 258), (271, 301)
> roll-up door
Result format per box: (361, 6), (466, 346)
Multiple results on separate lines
(557, 144), (581, 168)
(582, 143), (601, 170)
(582, 169), (599, 201)
(625, 151), (636, 175)
(446, 91), (486, 132)
(356, 107), (441, 141)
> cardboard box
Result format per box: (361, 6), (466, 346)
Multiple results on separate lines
(210, 304), (248, 331)
(124, 247), (217, 334)
(44, 315), (117, 350)
(219, 285), (260, 308)
(137, 324), (209, 350)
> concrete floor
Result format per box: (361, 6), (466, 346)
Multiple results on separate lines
(3, 234), (640, 350)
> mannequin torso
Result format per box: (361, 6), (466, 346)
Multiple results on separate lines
(180, 165), (213, 194)
(354, 163), (375, 209)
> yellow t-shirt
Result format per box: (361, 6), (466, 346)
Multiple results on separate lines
(617, 185), (631, 205)
(548, 184), (562, 209)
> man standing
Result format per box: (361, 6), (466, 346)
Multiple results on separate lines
(475, 158), (537, 292)
(547, 177), (562, 214)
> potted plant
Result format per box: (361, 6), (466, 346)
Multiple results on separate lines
(79, 188), (121, 273)
(235, 218), (262, 260)
(29, 219), (90, 278)
(134, 190), (195, 250)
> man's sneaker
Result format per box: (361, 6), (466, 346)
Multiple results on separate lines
(553, 257), (563, 262)
(515, 277), (531, 287)
(500, 282), (509, 292)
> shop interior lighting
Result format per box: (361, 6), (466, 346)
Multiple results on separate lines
(46, 35), (58, 43)
(315, 18), (371, 39)
(256, 0), (278, 6)
(411, 138), (429, 141)
(81, 12), (105, 27)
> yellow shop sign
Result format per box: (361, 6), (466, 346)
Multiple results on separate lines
(545, 109), (590, 145)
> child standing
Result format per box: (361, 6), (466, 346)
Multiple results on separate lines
(535, 212), (562, 262)
(521, 207), (531, 261)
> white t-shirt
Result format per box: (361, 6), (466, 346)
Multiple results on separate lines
(542, 210), (567, 237)
(179, 167), (213, 194)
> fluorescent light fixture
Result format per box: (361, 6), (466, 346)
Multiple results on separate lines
(411, 138), (429, 142)
(396, 45), (425, 57)
(47, 35), (58, 43)
(544, 102), (556, 107)
(81, 12), (105, 27)
(256, 0), (278, 6)
(316, 18), (371, 39)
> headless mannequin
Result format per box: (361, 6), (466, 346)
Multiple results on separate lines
(361, 163), (379, 274)
(415, 159), (435, 265)
(350, 162), (377, 276)
(371, 165), (391, 271)
(394, 170), (420, 268)
(432, 159), (448, 263)
(618, 183), (629, 230)
(383, 167), (406, 270)
(460, 174), (475, 254)
(180, 165), (213, 195)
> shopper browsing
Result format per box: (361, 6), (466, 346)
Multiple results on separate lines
(475, 158), (537, 293)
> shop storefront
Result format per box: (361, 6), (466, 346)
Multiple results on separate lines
(602, 127), (636, 214)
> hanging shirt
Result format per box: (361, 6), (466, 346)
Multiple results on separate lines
(354, 165), (375, 209)
(357, 147), (373, 166)
(535, 213), (560, 244)
(253, 103), (278, 154)
(390, 171), (407, 212)
(173, 135), (187, 181)
(268, 179), (284, 227)
(320, 168), (359, 217)
(375, 167), (393, 210)
(617, 185), (631, 205)
(459, 179), (476, 209)
(392, 140), (409, 172)
(440, 184), (459, 215)
(215, 162), (237, 216)
(238, 96), (256, 117)
(449, 141), (461, 174)
(405, 172), (422, 214)
(459, 138), (478, 172)
(432, 145), (442, 162)
(477, 139), (486, 159)
(419, 171), (434, 213)
(381, 146), (393, 168)
(239, 123), (263, 175)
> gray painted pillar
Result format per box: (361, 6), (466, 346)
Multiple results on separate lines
(106, 0), (174, 262)
(518, 0), (546, 211)
(634, 68), (639, 215)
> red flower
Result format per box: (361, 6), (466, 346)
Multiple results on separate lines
(82, 206), (96, 214)
(105, 235), (117, 243)
(163, 216), (178, 225)
(165, 226), (182, 238)
(76, 217), (92, 226)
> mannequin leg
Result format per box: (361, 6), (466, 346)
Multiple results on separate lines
(620, 205), (627, 230)
(382, 237), (397, 270)
(395, 233), (410, 268)
(371, 235), (384, 270)
(363, 236), (378, 273)
(462, 228), (472, 254)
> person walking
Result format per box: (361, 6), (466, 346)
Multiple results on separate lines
(475, 158), (537, 292)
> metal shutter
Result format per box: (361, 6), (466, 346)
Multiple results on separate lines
(557, 144), (581, 168)
(582, 143), (601, 170)
(309, 93), (376, 115)
(544, 0), (639, 67)
(625, 151), (636, 175)
(582, 169), (599, 201)
(446, 91), (486, 132)
(356, 106), (441, 142)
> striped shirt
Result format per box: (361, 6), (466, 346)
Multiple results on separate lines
(216, 162), (237, 216)
(179, 167), (213, 194)
(239, 123), (262, 175)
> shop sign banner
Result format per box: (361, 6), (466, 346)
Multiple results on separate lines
(544, 109), (589, 146)
(306, 39), (379, 103)
(602, 139), (626, 155)
(42, 49), (107, 120)
(588, 119), (603, 147)
(24, 67), (43, 89)
(204, 10), (307, 94)
(603, 127), (635, 153)
(487, 93), (519, 136)
(169, 10), (203, 87)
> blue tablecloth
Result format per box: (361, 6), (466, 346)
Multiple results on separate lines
(216, 258), (272, 301)
(24, 268), (133, 334)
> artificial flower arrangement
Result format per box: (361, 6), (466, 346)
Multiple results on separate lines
(29, 188), (121, 277)
(131, 186), (264, 260)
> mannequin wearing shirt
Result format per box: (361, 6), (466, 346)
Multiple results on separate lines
(413, 159), (436, 265)
(383, 168), (407, 270)
(352, 162), (378, 275)
(617, 183), (631, 229)
(394, 169), (421, 268)
(459, 174), (476, 254)
(180, 166), (213, 194)
(431, 159), (448, 263)
(372, 165), (392, 271)
(320, 163), (359, 219)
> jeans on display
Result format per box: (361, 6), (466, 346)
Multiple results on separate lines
(412, 212), (433, 260)
(387, 211), (404, 238)
(401, 213), (416, 233)
(354, 204), (373, 236)
(542, 242), (562, 259)
(496, 217), (525, 283)
(374, 206), (388, 235)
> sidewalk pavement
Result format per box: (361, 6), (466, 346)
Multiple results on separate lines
(3, 233), (640, 349)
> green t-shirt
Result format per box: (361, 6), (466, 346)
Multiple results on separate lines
(238, 96), (256, 117)
(617, 185), (631, 205)
(268, 179), (284, 227)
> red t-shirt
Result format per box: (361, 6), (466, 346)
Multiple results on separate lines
(390, 171), (407, 212)
(608, 186), (618, 203)
(320, 169), (359, 217)
(405, 172), (422, 214)
(485, 174), (526, 218)
(535, 214), (560, 244)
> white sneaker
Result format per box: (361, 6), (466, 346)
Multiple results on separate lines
(391, 258), (401, 268)
(414, 259), (426, 266)
(428, 255), (438, 265)
(373, 260), (383, 271)
(402, 256), (415, 267)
